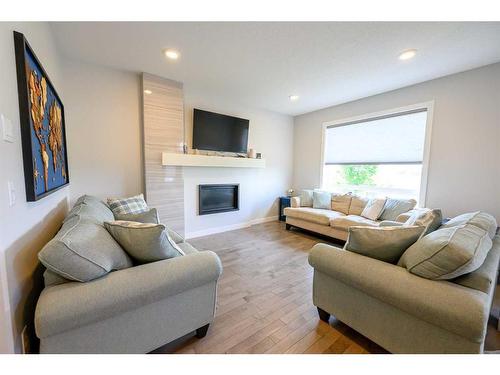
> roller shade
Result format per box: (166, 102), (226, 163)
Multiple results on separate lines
(324, 110), (427, 165)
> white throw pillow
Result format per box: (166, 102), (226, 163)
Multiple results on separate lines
(361, 198), (387, 221)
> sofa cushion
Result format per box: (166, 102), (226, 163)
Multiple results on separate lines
(331, 194), (352, 215)
(405, 208), (442, 236)
(399, 224), (492, 280)
(114, 208), (159, 224)
(177, 242), (199, 255)
(361, 198), (386, 220)
(66, 195), (115, 224)
(330, 215), (379, 230)
(348, 195), (368, 216)
(379, 198), (417, 221)
(299, 190), (314, 207)
(441, 211), (497, 239)
(38, 215), (133, 282)
(104, 221), (184, 264)
(284, 207), (345, 226)
(312, 191), (332, 209)
(107, 194), (148, 215)
(345, 225), (425, 263)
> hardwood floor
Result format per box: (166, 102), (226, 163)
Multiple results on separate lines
(152, 221), (500, 354)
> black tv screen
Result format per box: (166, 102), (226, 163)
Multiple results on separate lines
(193, 109), (249, 153)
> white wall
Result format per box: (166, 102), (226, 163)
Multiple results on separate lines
(0, 22), (69, 353)
(293, 63), (500, 220)
(183, 90), (294, 238)
(62, 59), (143, 204)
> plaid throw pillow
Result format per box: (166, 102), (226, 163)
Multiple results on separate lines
(107, 194), (148, 215)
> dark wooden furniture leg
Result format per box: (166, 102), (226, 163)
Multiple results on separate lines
(286, 223), (292, 230)
(195, 324), (210, 338)
(317, 307), (330, 323)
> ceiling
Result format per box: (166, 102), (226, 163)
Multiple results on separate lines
(51, 22), (500, 116)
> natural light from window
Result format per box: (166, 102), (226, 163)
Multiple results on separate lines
(322, 109), (428, 202)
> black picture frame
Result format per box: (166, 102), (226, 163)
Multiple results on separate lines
(13, 31), (69, 201)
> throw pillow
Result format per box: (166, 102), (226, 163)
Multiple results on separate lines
(104, 221), (185, 264)
(299, 190), (314, 207)
(345, 225), (425, 263)
(360, 198), (386, 220)
(398, 224), (492, 280)
(114, 208), (160, 224)
(38, 215), (133, 282)
(348, 195), (368, 216)
(107, 194), (148, 215)
(331, 194), (352, 215)
(405, 208), (442, 236)
(441, 211), (497, 239)
(379, 198), (417, 221)
(312, 191), (332, 209)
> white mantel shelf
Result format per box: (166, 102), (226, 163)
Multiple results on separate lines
(162, 152), (266, 168)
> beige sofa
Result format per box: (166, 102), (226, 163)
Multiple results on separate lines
(284, 193), (415, 241)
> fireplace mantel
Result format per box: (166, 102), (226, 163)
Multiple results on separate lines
(162, 152), (266, 168)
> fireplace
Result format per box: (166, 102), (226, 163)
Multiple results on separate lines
(199, 184), (239, 215)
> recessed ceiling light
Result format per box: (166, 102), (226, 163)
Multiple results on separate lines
(399, 49), (417, 61)
(144, 89), (153, 95)
(289, 95), (299, 101)
(164, 49), (180, 60)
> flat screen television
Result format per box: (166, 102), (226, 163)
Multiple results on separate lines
(192, 109), (249, 153)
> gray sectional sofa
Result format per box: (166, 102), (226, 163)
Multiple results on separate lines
(308, 212), (500, 353)
(35, 195), (223, 354)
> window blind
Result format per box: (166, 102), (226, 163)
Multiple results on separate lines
(324, 110), (427, 165)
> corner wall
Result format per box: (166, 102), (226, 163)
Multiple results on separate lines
(0, 22), (69, 353)
(293, 63), (500, 220)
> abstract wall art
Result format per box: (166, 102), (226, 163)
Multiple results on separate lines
(14, 31), (69, 201)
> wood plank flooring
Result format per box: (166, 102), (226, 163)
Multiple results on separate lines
(152, 221), (500, 354)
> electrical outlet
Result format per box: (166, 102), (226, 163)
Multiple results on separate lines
(21, 325), (30, 354)
(7, 181), (16, 207)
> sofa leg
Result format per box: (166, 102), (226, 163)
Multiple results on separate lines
(195, 324), (210, 338)
(285, 223), (292, 230)
(317, 307), (330, 323)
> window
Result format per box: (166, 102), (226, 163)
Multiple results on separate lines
(321, 106), (431, 203)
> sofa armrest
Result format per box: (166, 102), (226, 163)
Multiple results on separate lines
(36, 251), (222, 338)
(308, 243), (490, 342)
(379, 220), (405, 227)
(291, 196), (301, 208)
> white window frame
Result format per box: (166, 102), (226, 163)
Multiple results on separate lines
(319, 101), (434, 206)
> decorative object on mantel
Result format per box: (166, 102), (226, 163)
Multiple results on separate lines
(247, 148), (256, 158)
(256, 153), (262, 159)
(287, 189), (295, 197)
(13, 31), (69, 201)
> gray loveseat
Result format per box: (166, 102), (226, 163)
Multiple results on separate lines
(35, 195), (222, 354)
(308, 212), (500, 353)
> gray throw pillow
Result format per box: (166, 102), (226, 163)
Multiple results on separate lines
(405, 208), (442, 236)
(345, 225), (425, 264)
(379, 198), (417, 221)
(114, 208), (160, 223)
(441, 211), (497, 239)
(38, 215), (133, 282)
(312, 191), (332, 209)
(104, 221), (184, 264)
(107, 194), (148, 215)
(398, 224), (492, 280)
(299, 189), (314, 207)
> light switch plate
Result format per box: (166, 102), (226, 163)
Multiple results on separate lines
(8, 181), (16, 207)
(2, 114), (14, 143)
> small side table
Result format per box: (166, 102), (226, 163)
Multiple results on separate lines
(279, 196), (291, 222)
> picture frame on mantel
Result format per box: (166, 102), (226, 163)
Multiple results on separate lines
(13, 31), (69, 201)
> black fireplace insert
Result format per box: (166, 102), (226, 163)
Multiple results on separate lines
(198, 184), (239, 215)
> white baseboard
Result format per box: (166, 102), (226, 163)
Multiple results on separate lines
(185, 216), (279, 239)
